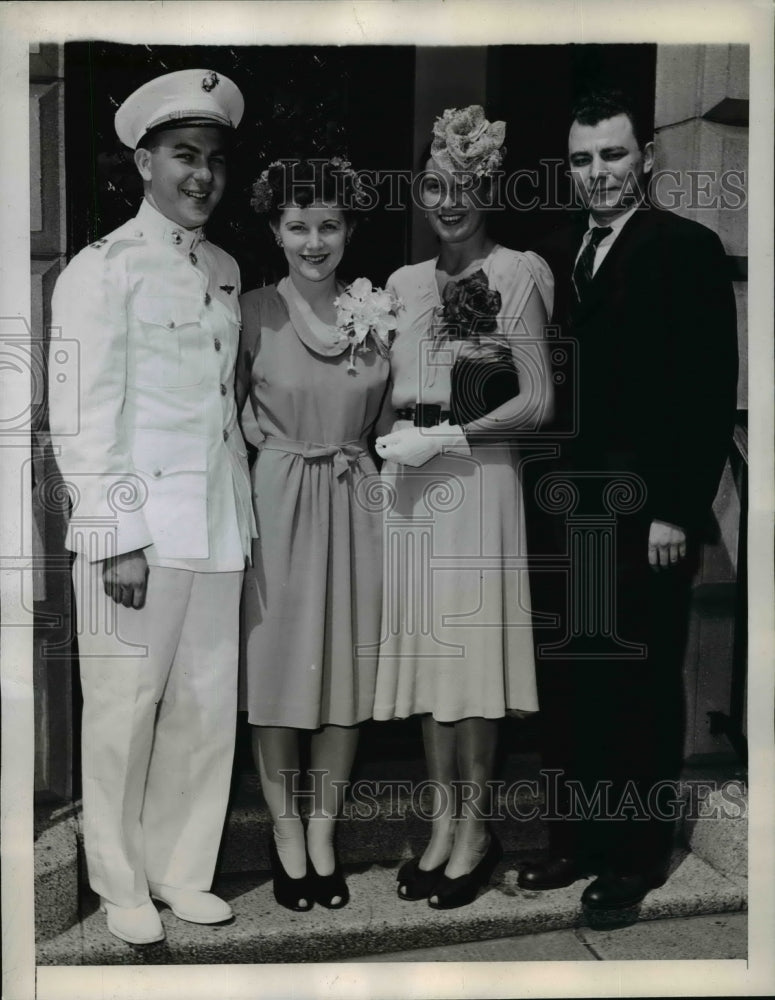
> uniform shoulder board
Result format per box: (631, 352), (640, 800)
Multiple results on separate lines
(87, 221), (146, 255)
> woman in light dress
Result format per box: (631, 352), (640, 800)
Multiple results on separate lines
(374, 107), (555, 908)
(237, 159), (391, 912)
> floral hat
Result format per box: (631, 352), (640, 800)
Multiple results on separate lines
(430, 105), (506, 178)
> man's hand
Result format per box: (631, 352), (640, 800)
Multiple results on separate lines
(375, 422), (468, 467)
(102, 549), (149, 609)
(648, 520), (687, 570)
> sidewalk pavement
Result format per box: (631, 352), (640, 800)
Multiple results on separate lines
(346, 911), (748, 962)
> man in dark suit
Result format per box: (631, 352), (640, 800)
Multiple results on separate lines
(519, 88), (739, 909)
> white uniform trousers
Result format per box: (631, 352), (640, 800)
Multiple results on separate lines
(73, 556), (242, 907)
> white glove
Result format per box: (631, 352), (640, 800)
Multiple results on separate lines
(375, 421), (470, 467)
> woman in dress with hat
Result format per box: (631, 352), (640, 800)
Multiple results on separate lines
(237, 158), (394, 912)
(374, 106), (555, 909)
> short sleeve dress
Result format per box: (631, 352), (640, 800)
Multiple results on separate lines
(373, 246), (554, 722)
(240, 277), (390, 729)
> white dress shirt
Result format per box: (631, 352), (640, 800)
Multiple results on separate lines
(575, 202), (642, 276)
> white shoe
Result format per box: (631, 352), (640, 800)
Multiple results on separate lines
(99, 899), (165, 945)
(148, 882), (233, 924)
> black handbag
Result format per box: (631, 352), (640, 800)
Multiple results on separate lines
(450, 347), (520, 426)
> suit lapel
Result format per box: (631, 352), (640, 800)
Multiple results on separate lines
(549, 218), (587, 326)
(571, 205), (655, 322)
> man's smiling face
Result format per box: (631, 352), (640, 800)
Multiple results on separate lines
(134, 125), (227, 230)
(568, 113), (654, 223)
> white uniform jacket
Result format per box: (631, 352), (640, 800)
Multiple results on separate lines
(49, 198), (256, 570)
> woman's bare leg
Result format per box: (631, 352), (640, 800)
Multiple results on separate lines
(415, 715), (457, 873)
(253, 725), (307, 887)
(306, 723), (359, 899)
(438, 716), (499, 881)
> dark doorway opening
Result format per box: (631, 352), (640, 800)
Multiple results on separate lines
(63, 42), (416, 288)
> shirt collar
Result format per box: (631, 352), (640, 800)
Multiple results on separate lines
(586, 201), (642, 237)
(134, 198), (206, 253)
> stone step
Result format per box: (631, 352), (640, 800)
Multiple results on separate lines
(34, 755), (749, 943)
(36, 847), (747, 966)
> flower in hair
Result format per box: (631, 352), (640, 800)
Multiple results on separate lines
(250, 156), (371, 214)
(431, 105), (506, 178)
(250, 159), (287, 214)
(327, 156), (372, 208)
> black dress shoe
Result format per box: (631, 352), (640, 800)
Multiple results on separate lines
(396, 857), (447, 901)
(309, 859), (350, 909)
(428, 834), (503, 910)
(581, 869), (667, 910)
(517, 856), (587, 890)
(268, 837), (313, 912)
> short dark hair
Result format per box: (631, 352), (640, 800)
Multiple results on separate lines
(251, 158), (365, 225)
(570, 88), (650, 149)
(136, 131), (162, 152)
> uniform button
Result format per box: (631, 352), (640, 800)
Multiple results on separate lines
(167, 320), (175, 329)
(152, 468), (162, 478)
(214, 338), (221, 351)
(134, 229), (143, 237)
(223, 429), (229, 442)
(172, 231), (183, 245)
(189, 252), (198, 265)
(205, 292), (212, 305)
(220, 383), (227, 396)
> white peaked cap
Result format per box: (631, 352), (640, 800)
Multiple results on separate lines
(115, 69), (244, 149)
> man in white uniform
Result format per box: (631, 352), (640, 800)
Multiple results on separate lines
(49, 69), (255, 945)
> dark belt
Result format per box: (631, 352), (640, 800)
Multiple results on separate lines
(394, 404), (451, 427)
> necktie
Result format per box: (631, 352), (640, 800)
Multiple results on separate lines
(572, 226), (613, 302)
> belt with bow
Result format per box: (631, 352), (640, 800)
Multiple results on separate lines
(260, 437), (367, 479)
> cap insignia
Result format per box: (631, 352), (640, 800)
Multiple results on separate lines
(202, 72), (220, 93)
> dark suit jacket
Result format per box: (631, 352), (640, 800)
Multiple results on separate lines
(538, 204), (738, 535)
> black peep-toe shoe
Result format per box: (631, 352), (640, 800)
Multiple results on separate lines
(428, 833), (503, 910)
(396, 857), (447, 901)
(309, 858), (350, 909)
(268, 837), (313, 912)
